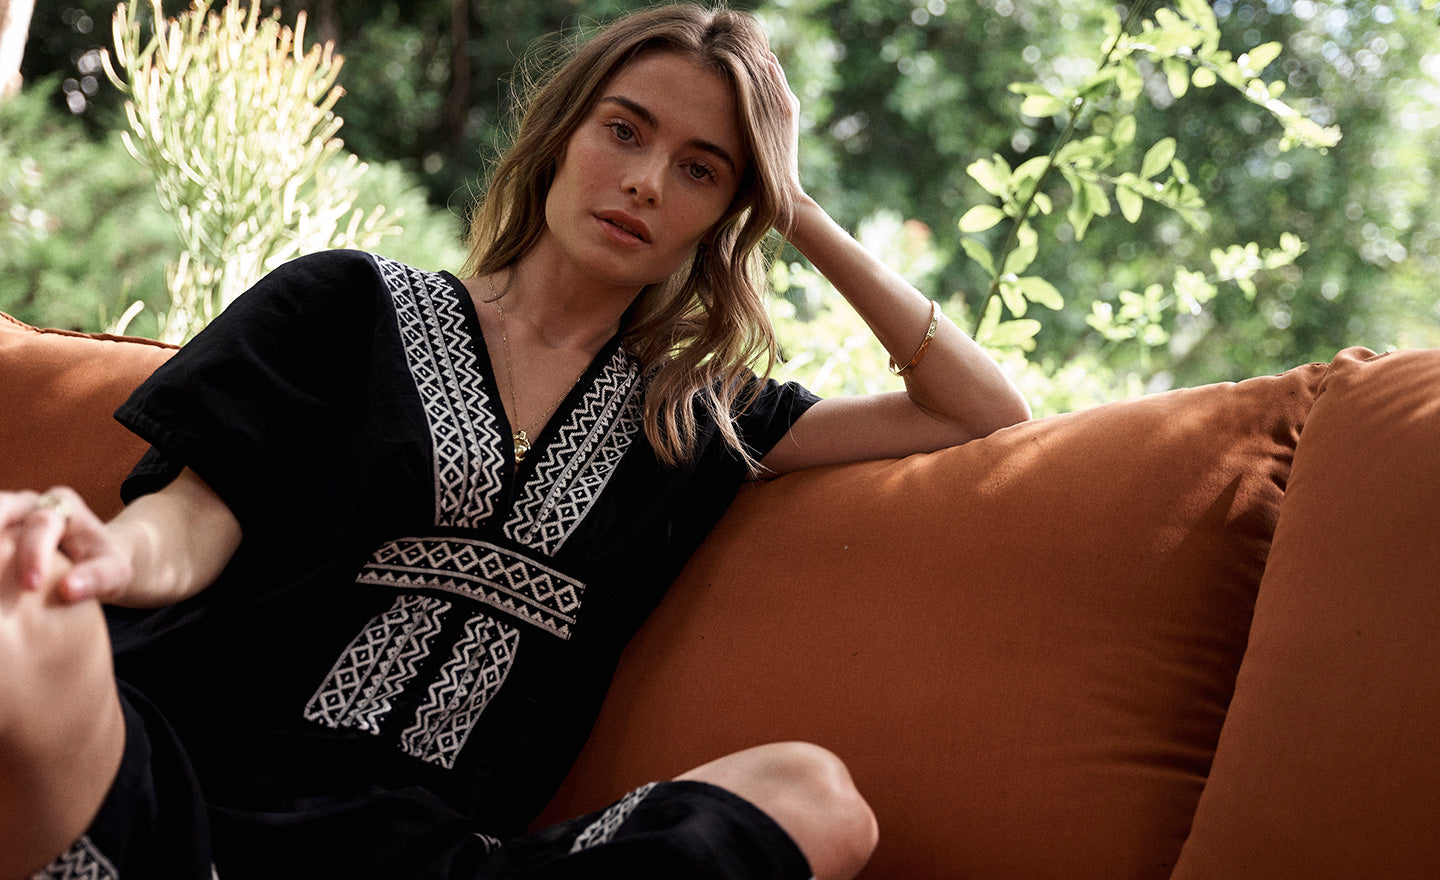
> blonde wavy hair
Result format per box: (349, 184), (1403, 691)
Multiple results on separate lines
(461, 3), (796, 468)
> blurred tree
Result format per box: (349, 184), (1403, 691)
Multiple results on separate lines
(12, 0), (1440, 403)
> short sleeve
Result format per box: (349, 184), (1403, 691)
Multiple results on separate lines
(114, 251), (383, 548)
(734, 377), (821, 462)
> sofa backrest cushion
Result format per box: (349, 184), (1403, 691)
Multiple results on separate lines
(540, 362), (1327, 880)
(1172, 347), (1440, 879)
(0, 313), (176, 519)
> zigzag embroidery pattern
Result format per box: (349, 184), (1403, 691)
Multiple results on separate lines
(32, 836), (118, 880)
(372, 254), (504, 529)
(303, 594), (450, 734)
(569, 782), (659, 853)
(506, 345), (646, 555)
(400, 613), (521, 769)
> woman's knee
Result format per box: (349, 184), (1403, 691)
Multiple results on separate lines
(677, 742), (878, 880)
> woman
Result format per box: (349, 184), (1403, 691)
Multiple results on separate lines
(0, 4), (1028, 879)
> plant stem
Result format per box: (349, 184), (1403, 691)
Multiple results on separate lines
(972, 0), (1155, 335)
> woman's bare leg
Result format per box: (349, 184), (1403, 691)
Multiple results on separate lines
(0, 534), (126, 880)
(676, 742), (878, 880)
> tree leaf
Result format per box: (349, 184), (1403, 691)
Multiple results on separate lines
(1014, 156), (1051, 189)
(1141, 137), (1176, 179)
(1086, 180), (1111, 218)
(998, 278), (1029, 318)
(959, 204), (1007, 233)
(1021, 94), (1066, 118)
(967, 156), (1013, 198)
(1003, 242), (1037, 277)
(1175, 0), (1218, 30)
(1163, 58), (1190, 100)
(960, 238), (996, 276)
(1014, 275), (1064, 310)
(984, 317), (1042, 352)
(1112, 114), (1137, 150)
(1069, 198), (1093, 241)
(1240, 42), (1283, 75)
(976, 294), (1003, 341)
(1117, 185), (1143, 222)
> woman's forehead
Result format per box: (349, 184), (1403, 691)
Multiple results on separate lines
(598, 51), (747, 154)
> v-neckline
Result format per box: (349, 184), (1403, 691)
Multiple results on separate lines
(440, 271), (624, 473)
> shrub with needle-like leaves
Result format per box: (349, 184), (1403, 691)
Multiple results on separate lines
(103, 0), (398, 342)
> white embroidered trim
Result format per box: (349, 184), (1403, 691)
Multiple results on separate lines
(506, 346), (645, 554)
(372, 255), (503, 529)
(400, 614), (521, 768)
(569, 782), (659, 853)
(304, 594), (450, 732)
(31, 836), (117, 880)
(358, 537), (585, 640)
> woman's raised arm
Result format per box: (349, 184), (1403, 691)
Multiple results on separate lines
(759, 56), (1031, 477)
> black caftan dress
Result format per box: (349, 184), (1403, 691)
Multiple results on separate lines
(37, 251), (818, 880)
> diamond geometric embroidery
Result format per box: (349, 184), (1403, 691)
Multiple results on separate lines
(569, 782), (659, 853)
(371, 254), (503, 529)
(31, 836), (117, 880)
(506, 345), (646, 554)
(304, 594), (450, 733)
(401, 613), (521, 769)
(359, 537), (585, 640)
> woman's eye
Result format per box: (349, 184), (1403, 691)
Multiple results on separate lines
(685, 162), (717, 182)
(606, 121), (637, 142)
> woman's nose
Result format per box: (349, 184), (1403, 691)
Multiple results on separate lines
(623, 158), (663, 206)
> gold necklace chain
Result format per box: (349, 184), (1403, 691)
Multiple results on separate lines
(488, 274), (586, 464)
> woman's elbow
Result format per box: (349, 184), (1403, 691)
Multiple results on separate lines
(972, 394), (1032, 440)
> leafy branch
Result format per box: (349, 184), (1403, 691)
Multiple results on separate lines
(960, 0), (1340, 360)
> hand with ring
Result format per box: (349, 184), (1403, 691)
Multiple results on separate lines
(0, 487), (123, 602)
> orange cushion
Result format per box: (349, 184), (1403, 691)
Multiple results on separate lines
(0, 312), (175, 519)
(1171, 347), (1440, 879)
(540, 362), (1326, 879)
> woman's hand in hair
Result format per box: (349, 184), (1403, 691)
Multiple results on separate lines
(765, 52), (804, 198)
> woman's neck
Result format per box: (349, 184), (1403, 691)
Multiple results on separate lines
(491, 243), (643, 354)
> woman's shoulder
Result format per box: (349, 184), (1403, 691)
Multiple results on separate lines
(238, 249), (457, 320)
(262, 249), (402, 291)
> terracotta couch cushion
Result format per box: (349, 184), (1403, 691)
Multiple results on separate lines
(540, 363), (1326, 879)
(1172, 348), (1440, 879)
(0, 313), (176, 519)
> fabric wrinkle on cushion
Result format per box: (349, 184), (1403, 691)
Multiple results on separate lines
(0, 313), (176, 518)
(1171, 347), (1440, 880)
(540, 363), (1326, 880)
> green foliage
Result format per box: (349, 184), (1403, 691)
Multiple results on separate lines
(353, 160), (467, 272)
(957, 0), (1336, 382)
(103, 0), (398, 341)
(0, 79), (173, 334)
(15, 0), (1440, 412)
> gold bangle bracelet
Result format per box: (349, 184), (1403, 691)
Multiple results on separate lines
(889, 300), (940, 376)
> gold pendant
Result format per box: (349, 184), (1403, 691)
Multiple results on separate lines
(513, 429), (531, 463)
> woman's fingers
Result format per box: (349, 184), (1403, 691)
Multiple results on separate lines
(0, 490), (41, 527)
(2, 488), (125, 602)
(11, 492), (70, 591)
(42, 488), (117, 600)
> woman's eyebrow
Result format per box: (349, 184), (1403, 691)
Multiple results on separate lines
(598, 94), (739, 174)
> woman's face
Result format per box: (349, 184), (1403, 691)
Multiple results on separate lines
(540, 51), (750, 292)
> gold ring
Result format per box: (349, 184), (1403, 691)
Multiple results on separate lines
(34, 492), (73, 522)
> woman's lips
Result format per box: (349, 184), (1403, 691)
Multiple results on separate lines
(595, 211), (651, 243)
